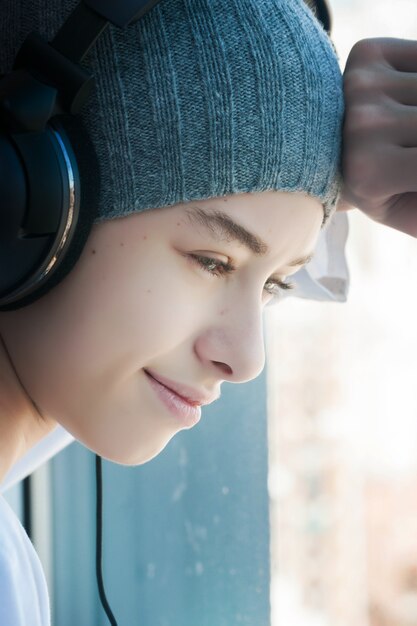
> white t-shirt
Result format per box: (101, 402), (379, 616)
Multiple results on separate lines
(0, 495), (51, 626)
(0, 211), (350, 626)
(0, 427), (74, 626)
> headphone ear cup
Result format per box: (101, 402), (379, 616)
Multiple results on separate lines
(2, 114), (101, 310)
(38, 114), (102, 296)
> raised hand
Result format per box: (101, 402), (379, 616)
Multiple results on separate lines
(341, 38), (417, 237)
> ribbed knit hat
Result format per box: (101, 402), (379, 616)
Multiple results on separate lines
(2, 0), (344, 227)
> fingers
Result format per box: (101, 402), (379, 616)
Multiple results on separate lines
(377, 38), (417, 73)
(376, 148), (417, 196)
(342, 37), (417, 236)
(346, 37), (417, 73)
(344, 66), (417, 106)
(343, 146), (417, 213)
(378, 193), (417, 237)
(343, 37), (417, 198)
(342, 146), (417, 202)
(344, 101), (417, 147)
(384, 71), (417, 106)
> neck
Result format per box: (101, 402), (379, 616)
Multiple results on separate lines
(0, 332), (55, 484)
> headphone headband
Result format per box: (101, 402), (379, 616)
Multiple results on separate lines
(84, 0), (163, 29)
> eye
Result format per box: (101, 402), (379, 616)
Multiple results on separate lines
(188, 254), (234, 277)
(263, 277), (295, 299)
(187, 254), (295, 299)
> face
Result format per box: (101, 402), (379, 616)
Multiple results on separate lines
(0, 191), (323, 465)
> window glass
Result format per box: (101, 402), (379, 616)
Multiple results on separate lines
(267, 5), (417, 626)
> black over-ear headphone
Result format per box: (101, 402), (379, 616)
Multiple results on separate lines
(0, 0), (162, 311)
(0, 0), (331, 313)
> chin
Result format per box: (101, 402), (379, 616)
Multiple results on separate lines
(94, 436), (174, 467)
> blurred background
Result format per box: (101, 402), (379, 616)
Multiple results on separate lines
(266, 2), (417, 626)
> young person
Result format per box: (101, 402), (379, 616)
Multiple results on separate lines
(0, 0), (346, 623)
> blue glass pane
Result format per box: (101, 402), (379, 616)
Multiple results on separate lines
(51, 373), (270, 626)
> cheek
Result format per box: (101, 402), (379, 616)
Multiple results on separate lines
(68, 373), (180, 466)
(19, 244), (204, 420)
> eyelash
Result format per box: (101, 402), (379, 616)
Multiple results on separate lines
(188, 254), (295, 298)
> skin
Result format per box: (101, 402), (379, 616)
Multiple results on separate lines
(0, 190), (323, 478)
(340, 38), (417, 238)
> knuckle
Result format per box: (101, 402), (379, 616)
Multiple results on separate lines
(346, 38), (382, 67)
(343, 68), (382, 100)
(344, 102), (389, 135)
(342, 148), (388, 201)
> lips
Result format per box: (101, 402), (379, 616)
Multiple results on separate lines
(144, 369), (218, 406)
(144, 370), (202, 428)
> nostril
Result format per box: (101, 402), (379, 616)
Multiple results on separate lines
(213, 361), (233, 376)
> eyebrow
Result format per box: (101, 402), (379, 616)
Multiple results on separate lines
(185, 207), (314, 268)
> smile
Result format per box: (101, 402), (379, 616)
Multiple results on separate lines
(144, 370), (201, 428)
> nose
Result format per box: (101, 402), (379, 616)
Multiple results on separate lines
(194, 301), (266, 383)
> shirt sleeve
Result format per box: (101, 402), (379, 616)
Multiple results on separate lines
(288, 211), (350, 303)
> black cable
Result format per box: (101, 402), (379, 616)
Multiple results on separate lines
(95, 454), (119, 626)
(22, 476), (33, 539)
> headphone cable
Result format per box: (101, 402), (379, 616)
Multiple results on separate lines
(95, 454), (119, 626)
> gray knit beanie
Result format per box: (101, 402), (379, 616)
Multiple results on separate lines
(2, 0), (344, 227)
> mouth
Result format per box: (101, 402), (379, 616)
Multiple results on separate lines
(144, 370), (202, 428)
(144, 369), (219, 406)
